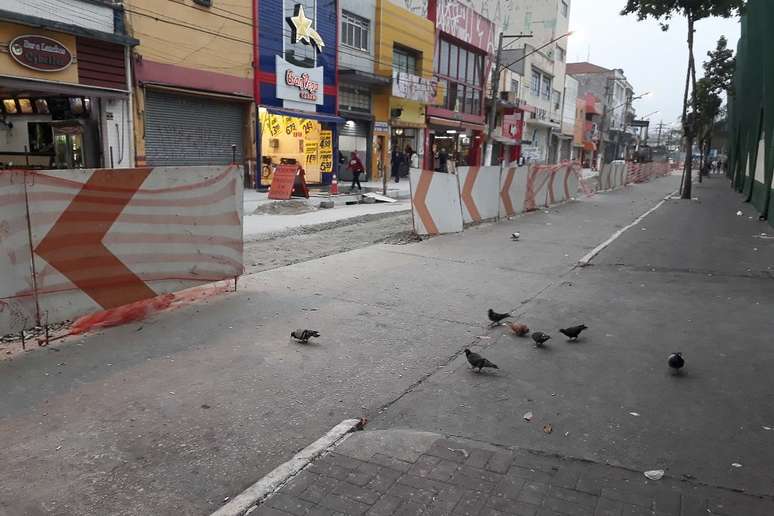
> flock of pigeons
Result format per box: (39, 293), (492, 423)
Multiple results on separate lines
(464, 309), (685, 375)
(290, 310), (686, 375)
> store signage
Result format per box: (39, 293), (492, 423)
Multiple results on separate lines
(502, 113), (524, 141)
(392, 70), (439, 104)
(374, 122), (390, 133)
(9, 35), (72, 72)
(287, 4), (325, 52)
(436, 0), (494, 54)
(276, 57), (324, 106)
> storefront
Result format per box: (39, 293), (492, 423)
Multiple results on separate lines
(255, 1), (340, 187)
(424, 0), (494, 170)
(0, 22), (136, 170)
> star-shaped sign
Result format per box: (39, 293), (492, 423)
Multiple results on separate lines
(288, 5), (325, 51)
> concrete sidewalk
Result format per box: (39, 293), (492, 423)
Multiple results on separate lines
(7, 174), (761, 516)
(253, 429), (774, 516)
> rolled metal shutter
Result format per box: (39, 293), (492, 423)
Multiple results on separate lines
(145, 90), (245, 166)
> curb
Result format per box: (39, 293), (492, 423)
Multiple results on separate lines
(577, 191), (676, 267)
(211, 418), (361, 516)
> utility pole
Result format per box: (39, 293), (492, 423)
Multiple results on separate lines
(656, 120), (664, 147)
(484, 32), (532, 166)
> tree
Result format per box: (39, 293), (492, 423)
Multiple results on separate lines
(703, 36), (736, 94)
(621, 1), (745, 199)
(691, 77), (722, 179)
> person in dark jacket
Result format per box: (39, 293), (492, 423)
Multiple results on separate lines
(348, 151), (365, 191)
(391, 147), (403, 183)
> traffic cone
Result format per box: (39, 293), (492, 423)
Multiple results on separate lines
(331, 174), (339, 195)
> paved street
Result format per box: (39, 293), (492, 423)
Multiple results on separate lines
(1, 176), (772, 515)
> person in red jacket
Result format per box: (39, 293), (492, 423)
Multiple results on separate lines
(348, 151), (364, 191)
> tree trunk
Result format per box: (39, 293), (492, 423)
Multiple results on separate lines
(681, 14), (696, 199)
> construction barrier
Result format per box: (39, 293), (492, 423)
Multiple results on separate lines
(0, 165), (244, 336)
(457, 166), (501, 224)
(599, 162), (628, 191)
(409, 168), (464, 236)
(547, 162), (581, 204)
(499, 165), (530, 218)
(627, 161), (671, 183)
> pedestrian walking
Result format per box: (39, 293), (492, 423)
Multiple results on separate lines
(436, 147), (449, 173)
(405, 145), (419, 170)
(391, 147), (403, 183)
(348, 151), (364, 191)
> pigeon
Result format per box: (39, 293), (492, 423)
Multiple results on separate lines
(464, 349), (499, 372)
(291, 329), (320, 343)
(488, 309), (511, 325)
(532, 332), (551, 347)
(511, 232), (521, 241)
(668, 352), (685, 374)
(559, 324), (588, 341)
(508, 322), (530, 336)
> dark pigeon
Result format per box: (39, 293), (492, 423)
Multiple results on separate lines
(465, 349), (499, 372)
(559, 324), (588, 341)
(291, 329), (320, 343)
(488, 309), (511, 325)
(668, 352), (685, 374)
(532, 332), (551, 347)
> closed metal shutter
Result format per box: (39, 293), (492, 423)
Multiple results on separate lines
(339, 119), (368, 138)
(145, 90), (245, 166)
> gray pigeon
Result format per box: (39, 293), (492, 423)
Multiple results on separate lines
(464, 349), (499, 373)
(291, 329), (320, 343)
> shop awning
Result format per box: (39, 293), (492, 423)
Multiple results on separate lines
(265, 106), (345, 125)
(428, 116), (485, 132)
(338, 69), (391, 87)
(492, 134), (518, 145)
(0, 75), (128, 99)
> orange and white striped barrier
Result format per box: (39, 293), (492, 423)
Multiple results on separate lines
(546, 162), (582, 204)
(409, 168), (463, 236)
(599, 163), (629, 191)
(499, 165), (530, 218)
(0, 165), (243, 335)
(457, 166), (501, 224)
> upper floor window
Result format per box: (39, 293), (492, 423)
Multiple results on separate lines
(561, 1), (569, 17)
(393, 46), (419, 74)
(542, 75), (552, 100)
(553, 89), (562, 110)
(341, 11), (369, 52)
(531, 70), (541, 97)
(556, 46), (565, 62)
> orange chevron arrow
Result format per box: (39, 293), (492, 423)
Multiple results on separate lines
(413, 170), (438, 235)
(500, 167), (516, 216)
(461, 166), (481, 222)
(35, 168), (157, 310)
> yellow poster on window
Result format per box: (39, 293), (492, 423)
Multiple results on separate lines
(319, 130), (333, 174)
(304, 140), (319, 165)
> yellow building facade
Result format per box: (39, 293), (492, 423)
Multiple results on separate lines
(123, 0), (255, 168)
(372, 0), (436, 179)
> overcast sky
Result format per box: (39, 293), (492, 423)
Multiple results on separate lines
(567, 0), (741, 129)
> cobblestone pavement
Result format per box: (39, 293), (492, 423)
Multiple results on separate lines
(250, 430), (774, 516)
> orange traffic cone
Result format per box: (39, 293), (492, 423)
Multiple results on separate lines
(331, 174), (339, 195)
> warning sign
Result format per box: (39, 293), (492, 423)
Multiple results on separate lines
(268, 165), (310, 200)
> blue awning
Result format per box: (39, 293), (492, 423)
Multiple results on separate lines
(263, 106), (345, 125)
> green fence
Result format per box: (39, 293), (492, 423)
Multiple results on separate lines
(727, 0), (774, 225)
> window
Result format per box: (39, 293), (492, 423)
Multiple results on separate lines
(542, 75), (552, 99)
(439, 40), (450, 76)
(393, 46), (419, 74)
(341, 11), (369, 52)
(284, 0), (317, 67)
(511, 79), (520, 96)
(339, 87), (371, 113)
(434, 37), (485, 116)
(193, 0), (212, 6)
(531, 70), (541, 96)
(553, 90), (562, 111)
(561, 0), (569, 17)
(556, 46), (565, 62)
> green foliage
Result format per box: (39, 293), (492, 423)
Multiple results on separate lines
(621, 0), (746, 24)
(703, 36), (736, 94)
(692, 77), (723, 138)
